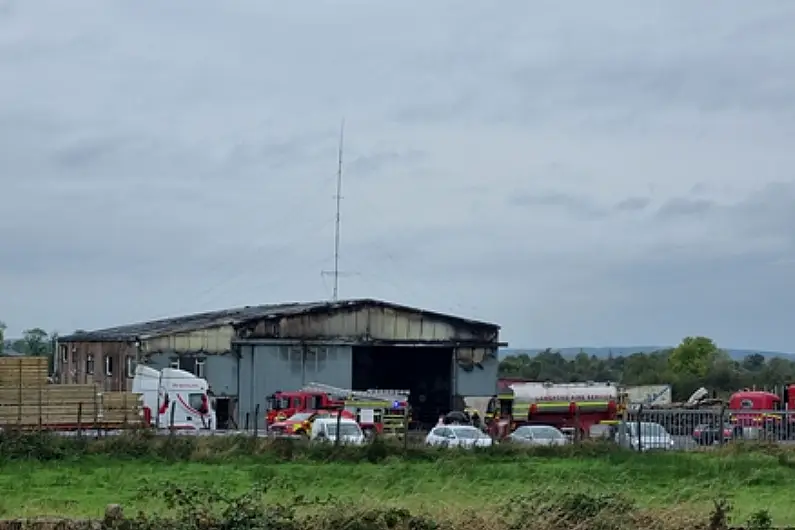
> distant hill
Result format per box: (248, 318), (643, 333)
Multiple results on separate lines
(500, 347), (795, 361)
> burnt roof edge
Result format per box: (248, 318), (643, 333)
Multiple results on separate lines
(60, 298), (500, 342)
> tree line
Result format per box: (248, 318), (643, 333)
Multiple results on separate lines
(1, 324), (55, 356)
(497, 337), (795, 402)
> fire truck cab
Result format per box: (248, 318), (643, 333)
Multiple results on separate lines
(266, 391), (342, 424)
(266, 383), (410, 436)
(728, 387), (795, 438)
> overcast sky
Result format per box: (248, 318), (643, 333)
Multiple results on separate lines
(2, 1), (795, 351)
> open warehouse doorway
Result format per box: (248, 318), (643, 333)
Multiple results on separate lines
(351, 345), (453, 429)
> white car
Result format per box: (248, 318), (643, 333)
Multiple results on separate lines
(508, 425), (568, 446)
(621, 421), (676, 451)
(310, 418), (367, 446)
(425, 425), (493, 448)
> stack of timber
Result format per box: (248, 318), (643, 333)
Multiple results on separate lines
(0, 356), (49, 386)
(101, 392), (143, 425)
(0, 359), (143, 428)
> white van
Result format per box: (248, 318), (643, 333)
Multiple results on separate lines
(310, 417), (366, 445)
(132, 365), (216, 431)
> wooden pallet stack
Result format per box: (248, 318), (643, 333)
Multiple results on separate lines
(0, 357), (143, 428)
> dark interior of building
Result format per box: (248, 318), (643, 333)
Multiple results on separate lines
(352, 345), (453, 428)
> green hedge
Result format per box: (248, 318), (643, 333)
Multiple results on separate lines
(1, 428), (792, 465)
(0, 429), (636, 463)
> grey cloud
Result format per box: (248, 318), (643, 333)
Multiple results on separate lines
(51, 134), (142, 169)
(3, 0), (795, 352)
(729, 182), (795, 243)
(508, 191), (606, 219)
(656, 197), (715, 218)
(614, 196), (651, 212)
(347, 149), (427, 177)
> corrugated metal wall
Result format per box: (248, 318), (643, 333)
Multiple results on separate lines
(455, 353), (499, 396)
(257, 305), (491, 343)
(237, 343), (352, 427)
(143, 326), (235, 354)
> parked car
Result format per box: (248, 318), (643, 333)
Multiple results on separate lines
(269, 411), (326, 437)
(310, 417), (367, 446)
(621, 421), (675, 451)
(426, 425), (493, 448)
(508, 425), (568, 446)
(692, 422), (742, 445)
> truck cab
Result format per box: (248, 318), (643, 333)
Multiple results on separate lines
(132, 365), (215, 431)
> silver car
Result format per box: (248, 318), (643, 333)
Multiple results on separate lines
(508, 425), (568, 446)
(426, 425), (493, 448)
(623, 421), (675, 451)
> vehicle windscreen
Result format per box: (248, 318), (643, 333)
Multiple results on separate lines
(453, 427), (487, 439)
(327, 423), (362, 437)
(268, 397), (290, 410)
(288, 413), (313, 422)
(632, 423), (666, 436)
(527, 427), (563, 439)
(512, 427), (534, 438)
(188, 393), (206, 411)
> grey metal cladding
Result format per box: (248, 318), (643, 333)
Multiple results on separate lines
(235, 344), (353, 425)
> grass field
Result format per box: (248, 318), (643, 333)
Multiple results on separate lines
(0, 443), (793, 528)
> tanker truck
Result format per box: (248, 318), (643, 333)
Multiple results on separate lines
(485, 381), (626, 439)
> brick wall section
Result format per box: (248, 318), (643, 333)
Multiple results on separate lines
(57, 341), (136, 391)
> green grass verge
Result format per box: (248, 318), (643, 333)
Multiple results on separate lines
(0, 431), (792, 529)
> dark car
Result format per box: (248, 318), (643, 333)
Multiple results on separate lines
(692, 422), (742, 445)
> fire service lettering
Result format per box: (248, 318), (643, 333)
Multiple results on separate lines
(537, 394), (610, 401)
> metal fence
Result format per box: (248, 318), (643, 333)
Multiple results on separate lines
(619, 406), (795, 451)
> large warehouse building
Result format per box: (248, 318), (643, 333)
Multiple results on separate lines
(57, 299), (505, 429)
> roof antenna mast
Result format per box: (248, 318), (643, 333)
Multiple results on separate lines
(332, 119), (345, 301)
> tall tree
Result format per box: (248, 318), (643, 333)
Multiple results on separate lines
(0, 320), (6, 349)
(21, 328), (49, 355)
(668, 336), (720, 378)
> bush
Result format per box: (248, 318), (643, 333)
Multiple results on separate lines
(110, 482), (742, 530)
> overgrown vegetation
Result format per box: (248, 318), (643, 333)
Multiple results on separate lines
(1, 472), (785, 530)
(1, 431), (795, 526)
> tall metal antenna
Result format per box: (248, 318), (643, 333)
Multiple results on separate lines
(332, 119), (344, 301)
(322, 120), (359, 300)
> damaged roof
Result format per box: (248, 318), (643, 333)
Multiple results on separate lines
(59, 298), (500, 342)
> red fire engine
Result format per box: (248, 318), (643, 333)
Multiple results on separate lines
(266, 382), (410, 436)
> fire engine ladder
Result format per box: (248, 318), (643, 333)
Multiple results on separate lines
(302, 382), (411, 435)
